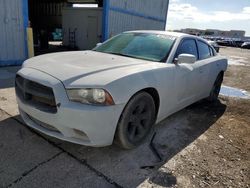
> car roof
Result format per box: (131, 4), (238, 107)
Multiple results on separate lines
(124, 30), (191, 38)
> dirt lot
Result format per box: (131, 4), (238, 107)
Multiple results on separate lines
(0, 47), (249, 188)
(221, 47), (250, 92)
(144, 97), (250, 188)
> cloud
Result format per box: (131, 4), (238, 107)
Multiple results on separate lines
(168, 3), (250, 23)
(242, 7), (250, 14)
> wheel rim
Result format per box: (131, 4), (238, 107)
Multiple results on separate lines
(126, 100), (152, 143)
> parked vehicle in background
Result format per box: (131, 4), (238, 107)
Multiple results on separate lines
(217, 39), (244, 48)
(234, 40), (244, 47)
(15, 31), (228, 149)
(241, 42), (250, 49)
(217, 39), (235, 47)
(208, 41), (220, 52)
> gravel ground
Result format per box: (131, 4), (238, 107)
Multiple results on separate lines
(221, 47), (250, 92)
(140, 97), (250, 188)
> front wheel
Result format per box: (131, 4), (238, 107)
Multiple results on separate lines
(207, 73), (224, 102)
(115, 92), (156, 149)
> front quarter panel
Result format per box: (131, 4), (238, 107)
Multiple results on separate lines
(105, 64), (177, 122)
(106, 70), (158, 104)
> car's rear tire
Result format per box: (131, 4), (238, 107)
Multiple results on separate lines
(207, 73), (224, 102)
(115, 92), (156, 149)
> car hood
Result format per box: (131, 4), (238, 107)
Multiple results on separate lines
(23, 51), (153, 86)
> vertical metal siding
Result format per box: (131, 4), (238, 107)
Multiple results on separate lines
(0, 0), (28, 66)
(110, 0), (168, 19)
(105, 0), (169, 39)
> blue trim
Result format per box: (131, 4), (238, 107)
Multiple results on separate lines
(102, 0), (110, 42)
(109, 6), (166, 23)
(0, 60), (25, 67)
(22, 0), (29, 59)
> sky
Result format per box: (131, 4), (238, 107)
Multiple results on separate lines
(166, 0), (250, 36)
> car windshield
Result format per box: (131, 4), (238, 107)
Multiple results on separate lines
(93, 33), (176, 62)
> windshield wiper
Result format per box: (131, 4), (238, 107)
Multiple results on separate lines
(94, 51), (160, 62)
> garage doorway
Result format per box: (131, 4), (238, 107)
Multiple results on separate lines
(28, 0), (103, 55)
(87, 16), (100, 49)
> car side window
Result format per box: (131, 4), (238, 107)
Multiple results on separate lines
(209, 46), (215, 56)
(175, 39), (198, 59)
(197, 41), (211, 60)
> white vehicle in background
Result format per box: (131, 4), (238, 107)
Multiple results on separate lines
(208, 40), (220, 52)
(15, 31), (228, 149)
(241, 42), (250, 49)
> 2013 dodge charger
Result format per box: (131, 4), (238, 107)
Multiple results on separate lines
(15, 31), (227, 149)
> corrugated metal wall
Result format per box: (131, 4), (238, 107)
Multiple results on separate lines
(103, 0), (169, 40)
(0, 0), (28, 66)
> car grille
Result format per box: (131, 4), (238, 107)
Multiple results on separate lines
(27, 114), (60, 133)
(15, 75), (57, 113)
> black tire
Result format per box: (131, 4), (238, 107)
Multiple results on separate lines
(115, 92), (156, 149)
(207, 73), (224, 102)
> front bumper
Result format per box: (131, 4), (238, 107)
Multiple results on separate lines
(16, 68), (125, 147)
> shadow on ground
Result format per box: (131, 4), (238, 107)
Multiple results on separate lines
(0, 66), (20, 89)
(1, 99), (226, 187)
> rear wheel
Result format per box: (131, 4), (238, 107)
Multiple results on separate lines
(115, 92), (156, 149)
(207, 73), (224, 102)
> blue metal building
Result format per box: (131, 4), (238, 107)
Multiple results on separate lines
(0, 0), (28, 66)
(0, 0), (169, 67)
(102, 0), (169, 41)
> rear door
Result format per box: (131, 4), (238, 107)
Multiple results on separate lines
(195, 40), (216, 98)
(102, 0), (169, 41)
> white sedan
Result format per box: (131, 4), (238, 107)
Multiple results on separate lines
(15, 31), (227, 149)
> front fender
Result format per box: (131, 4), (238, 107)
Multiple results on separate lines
(105, 70), (159, 105)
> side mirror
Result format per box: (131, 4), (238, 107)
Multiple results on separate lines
(174, 54), (196, 64)
(96, 43), (102, 47)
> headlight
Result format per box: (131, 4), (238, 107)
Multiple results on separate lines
(66, 88), (115, 105)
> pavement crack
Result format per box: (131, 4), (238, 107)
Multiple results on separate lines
(63, 151), (123, 188)
(6, 151), (64, 188)
(1, 108), (123, 188)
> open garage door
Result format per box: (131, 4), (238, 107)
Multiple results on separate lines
(102, 0), (169, 41)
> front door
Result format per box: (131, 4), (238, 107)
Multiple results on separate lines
(173, 38), (206, 107)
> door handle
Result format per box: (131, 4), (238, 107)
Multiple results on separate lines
(199, 68), (203, 73)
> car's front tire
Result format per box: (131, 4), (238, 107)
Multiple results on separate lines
(115, 92), (156, 149)
(207, 73), (224, 102)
